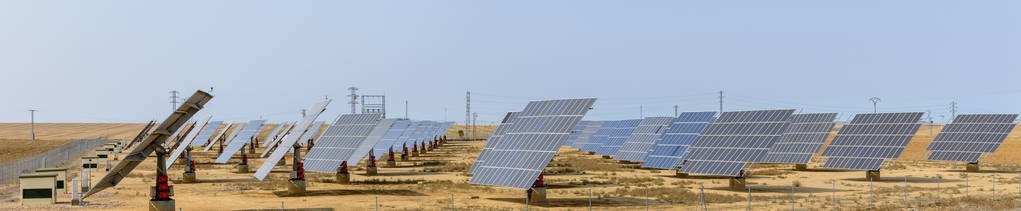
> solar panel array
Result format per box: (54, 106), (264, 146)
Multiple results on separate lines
(470, 98), (596, 189)
(613, 117), (675, 162)
(203, 123), (234, 151)
(595, 119), (641, 155)
(678, 109), (794, 176)
(254, 100), (331, 180)
(215, 120), (267, 163)
(821, 112), (923, 170)
(926, 114), (1017, 163)
(261, 123), (296, 157)
(260, 123), (286, 147)
(299, 121), (326, 145)
(579, 121), (617, 152)
(469, 111), (521, 174)
(304, 113), (384, 173)
(372, 120), (411, 157)
(192, 121), (223, 146)
(167, 116), (213, 169)
(568, 121), (605, 149)
(759, 113), (838, 164)
(562, 121), (589, 147)
(641, 112), (716, 169)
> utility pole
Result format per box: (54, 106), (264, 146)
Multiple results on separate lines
(169, 91), (179, 112)
(718, 91), (724, 114)
(950, 101), (958, 119)
(674, 105), (679, 117)
(348, 87), (359, 114)
(405, 100), (409, 119)
(869, 97), (882, 113)
(28, 109), (36, 141)
(466, 91), (470, 131)
(640, 105), (644, 119)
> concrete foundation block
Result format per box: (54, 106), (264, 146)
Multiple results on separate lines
(287, 179), (306, 195)
(182, 172), (196, 183)
(148, 199), (175, 211)
(336, 173), (351, 184)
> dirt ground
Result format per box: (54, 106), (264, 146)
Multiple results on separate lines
(3, 123), (1021, 210)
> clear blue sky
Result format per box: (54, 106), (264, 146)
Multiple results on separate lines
(2, 1), (1020, 124)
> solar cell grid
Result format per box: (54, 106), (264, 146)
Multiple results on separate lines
(215, 120), (267, 163)
(580, 121), (618, 152)
(759, 113), (837, 164)
(821, 112), (923, 170)
(641, 112), (716, 169)
(192, 121), (223, 146)
(469, 98), (596, 189)
(254, 100), (330, 180)
(595, 119), (641, 155)
(678, 109), (794, 176)
(569, 121), (605, 149)
(469, 112), (520, 174)
(614, 117), (674, 162)
(372, 120), (411, 157)
(925, 114), (1017, 162)
(304, 114), (384, 173)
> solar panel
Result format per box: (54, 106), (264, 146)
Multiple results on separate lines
(469, 112), (520, 174)
(372, 120), (411, 157)
(167, 116), (213, 169)
(821, 112), (923, 170)
(641, 112), (716, 169)
(613, 117), (675, 162)
(85, 90), (212, 198)
(222, 123), (246, 146)
(299, 121), (327, 145)
(261, 123), (296, 157)
(678, 109), (794, 176)
(304, 113), (386, 173)
(469, 98), (596, 189)
(562, 121), (589, 147)
(203, 123), (234, 151)
(253, 100), (330, 180)
(579, 121), (618, 152)
(568, 121), (605, 149)
(759, 113), (838, 164)
(260, 123), (286, 147)
(215, 120), (267, 163)
(595, 119), (641, 155)
(925, 114), (1017, 162)
(192, 121), (223, 146)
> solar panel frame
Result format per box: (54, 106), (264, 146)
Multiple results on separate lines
(372, 120), (411, 157)
(214, 120), (267, 163)
(595, 119), (642, 155)
(253, 100), (330, 180)
(260, 123), (286, 147)
(759, 113), (838, 164)
(469, 98), (596, 189)
(568, 121), (605, 149)
(925, 114), (1017, 162)
(641, 112), (716, 169)
(821, 112), (923, 170)
(469, 112), (520, 174)
(191, 120), (223, 146)
(678, 109), (794, 176)
(614, 117), (674, 162)
(203, 123), (234, 151)
(260, 123), (295, 157)
(303, 114), (386, 173)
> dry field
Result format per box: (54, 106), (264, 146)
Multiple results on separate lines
(2, 123), (1021, 210)
(0, 123), (146, 161)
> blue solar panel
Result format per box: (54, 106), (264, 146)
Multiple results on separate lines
(470, 98), (597, 189)
(562, 121), (590, 147)
(614, 117), (674, 162)
(926, 114), (1017, 162)
(641, 112), (716, 169)
(678, 109), (795, 176)
(372, 120), (411, 157)
(469, 112), (520, 174)
(569, 121), (606, 149)
(759, 113), (838, 164)
(595, 119), (641, 155)
(579, 121), (618, 152)
(821, 112), (923, 170)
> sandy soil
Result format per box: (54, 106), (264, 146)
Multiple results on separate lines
(3, 123), (1021, 210)
(0, 123), (146, 161)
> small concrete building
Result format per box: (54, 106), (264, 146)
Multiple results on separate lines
(94, 149), (109, 159)
(81, 156), (99, 170)
(20, 173), (58, 206)
(34, 168), (67, 193)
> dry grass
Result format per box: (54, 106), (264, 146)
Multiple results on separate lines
(613, 187), (744, 204)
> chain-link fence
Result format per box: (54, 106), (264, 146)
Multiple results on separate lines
(0, 138), (107, 186)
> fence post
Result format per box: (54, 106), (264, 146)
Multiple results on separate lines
(588, 188), (592, 211)
(747, 186), (751, 211)
(791, 181), (795, 211)
(450, 194), (454, 211)
(966, 173), (969, 198)
(832, 180), (836, 208)
(869, 178), (873, 208)
(645, 186), (649, 211)
(904, 176), (908, 206)
(937, 175), (941, 202)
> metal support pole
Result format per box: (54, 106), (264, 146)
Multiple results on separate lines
(791, 181), (795, 211)
(869, 178), (873, 208)
(450, 194), (454, 211)
(937, 175), (940, 201)
(966, 173), (969, 198)
(747, 186), (751, 211)
(588, 188), (592, 211)
(645, 186), (649, 211)
(376, 196), (379, 211)
(904, 176), (908, 205)
(832, 180), (837, 208)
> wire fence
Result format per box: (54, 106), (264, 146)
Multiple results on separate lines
(0, 138), (107, 186)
